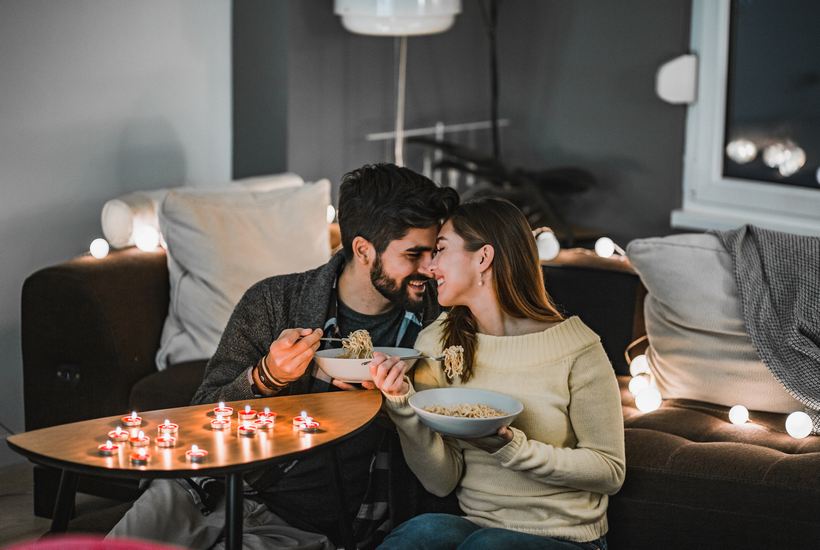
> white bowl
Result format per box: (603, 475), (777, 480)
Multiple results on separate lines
(409, 388), (524, 438)
(314, 347), (419, 383)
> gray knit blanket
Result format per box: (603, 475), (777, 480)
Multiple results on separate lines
(715, 225), (820, 433)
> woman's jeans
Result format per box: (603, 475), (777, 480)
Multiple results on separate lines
(378, 513), (607, 550)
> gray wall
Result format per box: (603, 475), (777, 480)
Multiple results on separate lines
(235, 0), (690, 241)
(0, 0), (231, 466)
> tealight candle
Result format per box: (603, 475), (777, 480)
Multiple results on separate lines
(293, 411), (311, 430)
(157, 419), (178, 437)
(300, 420), (320, 433)
(213, 402), (233, 417)
(122, 411), (142, 427)
(238, 421), (257, 437)
(254, 418), (274, 431)
(130, 447), (150, 465)
(210, 417), (231, 431)
(186, 444), (208, 463)
(98, 440), (119, 456)
(258, 407), (277, 421)
(238, 404), (257, 421)
(129, 430), (150, 447)
(108, 426), (130, 443)
(156, 435), (177, 448)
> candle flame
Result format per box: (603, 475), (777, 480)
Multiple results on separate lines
(106, 440), (112, 446)
(131, 410), (137, 419)
(138, 448), (146, 457)
(137, 430), (144, 438)
(115, 426), (122, 434)
(264, 407), (270, 414)
(164, 419), (170, 425)
(192, 444), (199, 452)
(245, 405), (251, 413)
(219, 402), (225, 408)
(300, 410), (307, 418)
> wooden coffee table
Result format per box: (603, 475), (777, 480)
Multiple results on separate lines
(7, 389), (383, 550)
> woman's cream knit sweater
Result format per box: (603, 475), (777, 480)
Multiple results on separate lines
(383, 314), (625, 542)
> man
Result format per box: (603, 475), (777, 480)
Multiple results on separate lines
(108, 164), (459, 549)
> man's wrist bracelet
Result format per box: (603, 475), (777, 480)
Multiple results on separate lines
(257, 355), (289, 390)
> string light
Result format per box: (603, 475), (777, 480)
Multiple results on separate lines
(629, 354), (651, 376)
(89, 238), (110, 259)
(634, 386), (663, 412)
(133, 225), (160, 252)
(536, 230), (561, 261)
(728, 405), (749, 425)
(594, 237), (626, 259)
(327, 205), (337, 224)
(628, 374), (652, 395)
(785, 411), (812, 439)
(725, 138), (758, 164)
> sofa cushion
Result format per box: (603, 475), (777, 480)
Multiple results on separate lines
(156, 181), (331, 368)
(611, 375), (820, 549)
(626, 233), (800, 413)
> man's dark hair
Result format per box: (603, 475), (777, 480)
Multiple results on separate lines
(338, 163), (459, 260)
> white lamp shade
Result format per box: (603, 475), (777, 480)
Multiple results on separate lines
(335, 0), (461, 36)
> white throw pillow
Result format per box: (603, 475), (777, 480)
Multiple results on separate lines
(156, 180), (331, 369)
(100, 173), (304, 248)
(626, 233), (801, 413)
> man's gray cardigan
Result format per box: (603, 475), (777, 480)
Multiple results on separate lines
(192, 252), (440, 405)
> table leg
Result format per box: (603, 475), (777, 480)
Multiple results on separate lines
(328, 447), (355, 550)
(50, 470), (78, 533)
(225, 472), (243, 550)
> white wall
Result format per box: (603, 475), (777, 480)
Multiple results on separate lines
(0, 0), (231, 466)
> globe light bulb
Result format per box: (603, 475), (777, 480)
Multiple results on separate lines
(763, 142), (789, 168)
(634, 386), (662, 412)
(89, 238), (110, 259)
(595, 237), (616, 258)
(785, 411), (812, 439)
(326, 205), (337, 224)
(133, 225), (160, 252)
(628, 374), (651, 395)
(629, 354), (651, 376)
(728, 405), (749, 425)
(536, 230), (561, 261)
(777, 145), (806, 177)
(726, 138), (757, 164)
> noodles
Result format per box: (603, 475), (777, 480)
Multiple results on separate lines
(339, 329), (374, 359)
(442, 345), (465, 380)
(423, 403), (507, 418)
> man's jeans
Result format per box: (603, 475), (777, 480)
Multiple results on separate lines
(378, 513), (607, 550)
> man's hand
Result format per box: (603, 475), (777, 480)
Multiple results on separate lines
(264, 328), (323, 383)
(461, 426), (514, 453)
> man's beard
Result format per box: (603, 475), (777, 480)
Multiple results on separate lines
(370, 254), (429, 314)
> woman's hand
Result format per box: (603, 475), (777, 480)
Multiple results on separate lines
(462, 426), (514, 453)
(368, 352), (410, 396)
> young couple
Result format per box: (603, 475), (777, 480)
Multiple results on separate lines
(108, 164), (623, 550)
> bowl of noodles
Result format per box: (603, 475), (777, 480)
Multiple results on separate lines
(408, 388), (524, 438)
(314, 330), (419, 383)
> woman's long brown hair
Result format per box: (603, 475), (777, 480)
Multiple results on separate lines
(441, 198), (564, 383)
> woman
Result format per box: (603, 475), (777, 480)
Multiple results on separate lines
(366, 198), (625, 550)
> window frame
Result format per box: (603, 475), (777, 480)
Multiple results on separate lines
(671, 0), (820, 236)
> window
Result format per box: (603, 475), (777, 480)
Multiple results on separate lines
(672, 0), (820, 236)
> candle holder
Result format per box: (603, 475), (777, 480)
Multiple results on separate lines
(292, 413), (311, 430)
(213, 402), (233, 417)
(258, 407), (277, 421)
(129, 431), (150, 448)
(253, 418), (274, 431)
(210, 417), (231, 431)
(108, 427), (130, 443)
(122, 412), (142, 427)
(300, 420), (321, 434)
(97, 441), (119, 456)
(238, 405), (257, 421)
(186, 445), (208, 463)
(156, 435), (177, 448)
(238, 423), (257, 437)
(157, 420), (178, 437)
(130, 448), (150, 465)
